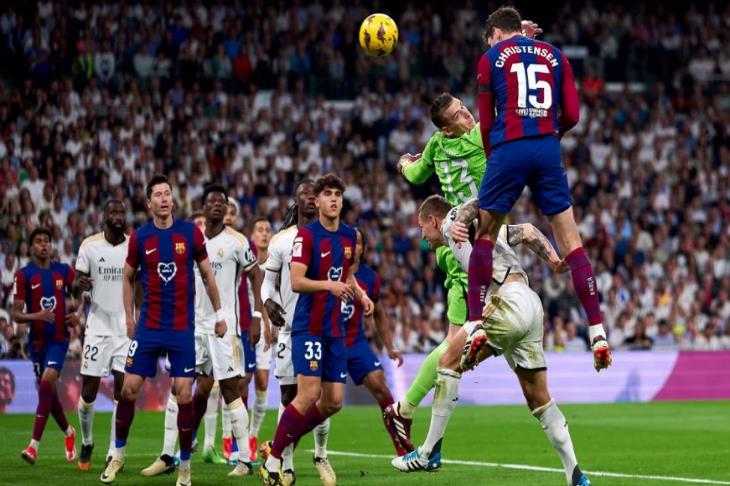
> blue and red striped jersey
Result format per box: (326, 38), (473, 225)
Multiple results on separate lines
(290, 220), (357, 338)
(126, 219), (207, 333)
(477, 36), (579, 153)
(344, 264), (381, 348)
(13, 261), (75, 351)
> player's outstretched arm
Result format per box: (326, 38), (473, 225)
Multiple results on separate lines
(506, 223), (568, 273)
(198, 258), (227, 338)
(122, 262), (137, 339)
(247, 264), (264, 345)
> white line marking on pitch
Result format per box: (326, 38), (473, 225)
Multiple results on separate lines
(315, 450), (730, 485)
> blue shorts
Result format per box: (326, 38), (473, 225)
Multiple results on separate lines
(125, 330), (195, 378)
(241, 332), (256, 374)
(29, 341), (68, 378)
(479, 135), (572, 216)
(292, 333), (347, 384)
(346, 339), (383, 385)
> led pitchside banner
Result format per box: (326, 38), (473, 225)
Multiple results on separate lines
(1, 351), (729, 414)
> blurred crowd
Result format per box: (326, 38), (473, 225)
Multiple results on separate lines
(1, 1), (729, 359)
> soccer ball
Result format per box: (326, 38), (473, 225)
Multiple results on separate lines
(358, 13), (398, 57)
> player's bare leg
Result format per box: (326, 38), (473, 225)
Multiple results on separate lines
(249, 368), (270, 461)
(23, 367), (76, 465)
(77, 370), (123, 470)
(547, 207), (611, 371)
(516, 369), (591, 486)
(362, 369), (406, 455)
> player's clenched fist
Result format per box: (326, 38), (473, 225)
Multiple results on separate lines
(397, 153), (421, 174)
(214, 319), (227, 338)
(264, 298), (286, 327)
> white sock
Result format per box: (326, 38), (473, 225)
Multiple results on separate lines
(180, 459), (190, 470)
(162, 394), (179, 457)
(30, 439), (40, 450)
(533, 399), (578, 485)
(250, 390), (268, 437)
(107, 400), (118, 457)
(265, 454), (281, 472)
(227, 398), (249, 463)
(313, 417), (330, 459)
(113, 446), (125, 460)
(421, 368), (460, 456)
(204, 386), (220, 450)
(397, 399), (416, 419)
(78, 397), (95, 446)
(222, 405), (232, 439)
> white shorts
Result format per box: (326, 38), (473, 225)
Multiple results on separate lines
(481, 282), (546, 371)
(81, 334), (130, 377)
(255, 336), (272, 370)
(274, 331), (296, 386)
(195, 333), (245, 381)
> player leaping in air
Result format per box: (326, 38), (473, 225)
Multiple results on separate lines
(452, 5), (611, 372)
(259, 174), (374, 486)
(101, 175), (228, 486)
(392, 196), (593, 486)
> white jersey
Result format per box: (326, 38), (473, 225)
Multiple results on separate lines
(264, 226), (300, 332)
(194, 227), (257, 335)
(75, 232), (129, 337)
(441, 207), (528, 296)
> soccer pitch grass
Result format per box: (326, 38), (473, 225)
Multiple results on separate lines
(1, 401), (729, 485)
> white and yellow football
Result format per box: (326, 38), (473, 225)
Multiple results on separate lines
(358, 13), (398, 57)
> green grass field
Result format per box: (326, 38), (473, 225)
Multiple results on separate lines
(2, 401), (729, 485)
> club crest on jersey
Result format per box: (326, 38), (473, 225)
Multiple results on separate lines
(341, 301), (355, 321)
(217, 247), (224, 258)
(327, 266), (343, 281)
(175, 242), (186, 255)
(310, 360), (318, 371)
(344, 246), (352, 259)
(55, 278), (63, 289)
(292, 237), (303, 258)
(40, 296), (57, 311)
(157, 262), (177, 284)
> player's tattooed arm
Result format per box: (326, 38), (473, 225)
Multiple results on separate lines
(507, 223), (568, 273)
(449, 198), (479, 244)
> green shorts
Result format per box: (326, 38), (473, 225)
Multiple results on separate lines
(446, 285), (468, 325)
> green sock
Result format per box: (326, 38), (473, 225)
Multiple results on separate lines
(402, 341), (450, 416)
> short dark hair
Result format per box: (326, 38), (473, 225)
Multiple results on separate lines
(103, 198), (125, 211)
(430, 93), (454, 129)
(252, 216), (270, 226)
(484, 6), (522, 41)
(294, 178), (315, 197)
(145, 174), (171, 199)
(202, 183), (227, 203)
(29, 227), (52, 245)
(418, 195), (453, 219)
(314, 173), (346, 195)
